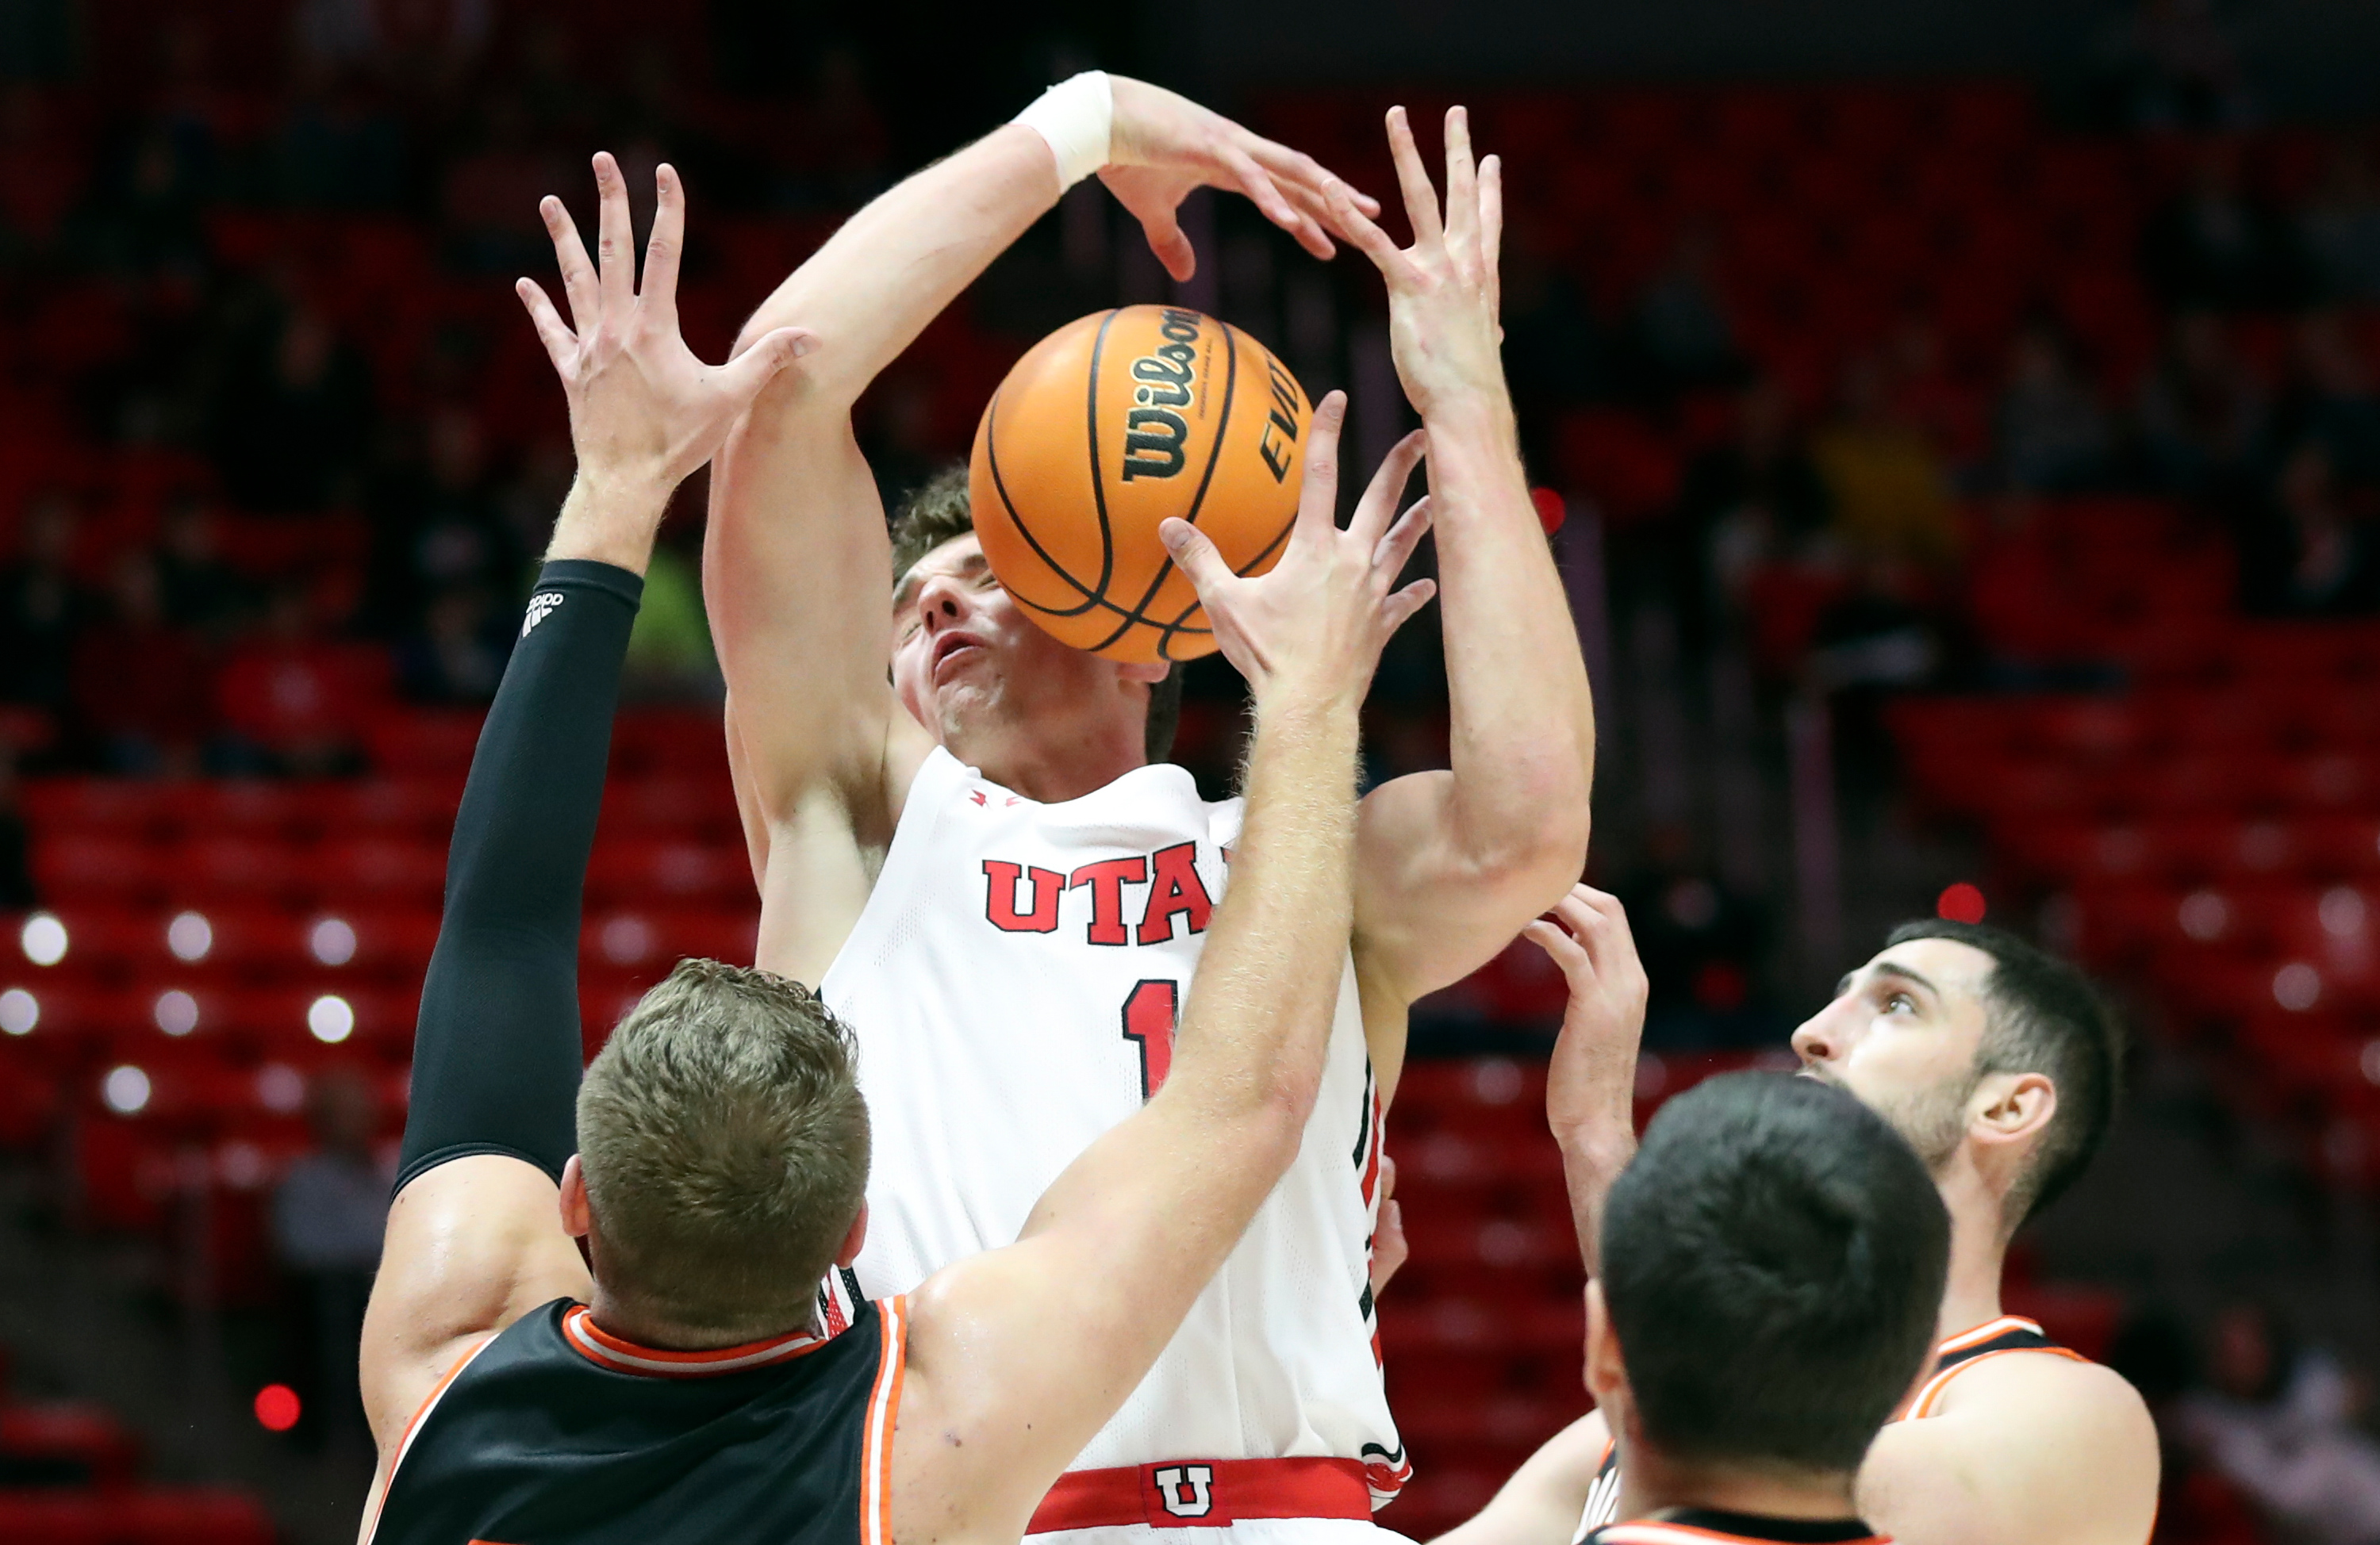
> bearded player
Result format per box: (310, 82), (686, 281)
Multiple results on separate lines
(704, 75), (1592, 1540)
(1435, 891), (2158, 1545)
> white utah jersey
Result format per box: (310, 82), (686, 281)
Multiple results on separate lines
(820, 746), (1406, 1501)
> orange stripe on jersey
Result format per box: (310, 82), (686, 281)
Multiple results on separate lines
(1595, 1527), (1887, 1545)
(361, 1333), (499, 1545)
(561, 1305), (829, 1377)
(1908, 1342), (2086, 1419)
(1933, 1316), (2043, 1356)
(860, 1295), (910, 1545)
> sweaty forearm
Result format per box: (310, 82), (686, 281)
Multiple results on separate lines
(396, 559), (641, 1191)
(1428, 411), (1594, 863)
(733, 125), (1057, 407)
(1168, 691), (1361, 1133)
(1556, 1129), (1633, 1280)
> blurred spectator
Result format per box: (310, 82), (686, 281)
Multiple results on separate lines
(1628, 227), (1745, 401)
(2178, 1301), (2380, 1545)
(1882, 313), (1988, 469)
(2239, 440), (2378, 617)
(1994, 320), (2115, 493)
(1616, 823), (1770, 1049)
(1500, 216), (1617, 464)
(1811, 355), (1960, 569)
(70, 551), (213, 773)
(154, 495), (252, 636)
(210, 301), (375, 512)
(215, 588), (374, 773)
(2298, 137), (2380, 305)
(443, 92), (567, 273)
(1678, 378), (1831, 630)
(271, 1070), (387, 1452)
(2276, 312), (2380, 489)
(2135, 310), (2273, 496)
(781, 45), (889, 209)
(2101, 0), (2253, 134)
(0, 493), (86, 712)
(270, 62), (406, 210)
(2140, 139), (2310, 312)
(397, 585), (508, 702)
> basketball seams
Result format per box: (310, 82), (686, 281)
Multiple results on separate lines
(1080, 315), (1244, 657)
(983, 381), (1108, 616)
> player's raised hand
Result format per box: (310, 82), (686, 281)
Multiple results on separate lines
(1526, 887), (1649, 1147)
(1326, 106), (1510, 423)
(1101, 76), (1381, 282)
(1160, 392), (1434, 708)
(516, 154), (815, 511)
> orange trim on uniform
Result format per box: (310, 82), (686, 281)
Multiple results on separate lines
(360, 1332), (500, 1545)
(1593, 1527), (1886, 1545)
(1907, 1343), (2085, 1420)
(1028, 1455), (1375, 1533)
(860, 1295), (909, 1545)
(560, 1305), (831, 1378)
(1933, 1315), (2041, 1356)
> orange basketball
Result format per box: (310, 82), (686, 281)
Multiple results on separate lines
(969, 305), (1311, 664)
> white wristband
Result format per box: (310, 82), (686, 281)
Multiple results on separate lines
(1014, 71), (1113, 192)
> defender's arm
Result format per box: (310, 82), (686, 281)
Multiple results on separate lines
(361, 155), (810, 1461)
(1857, 1355), (2159, 1545)
(1529, 887), (1647, 1279)
(887, 396), (1434, 1544)
(1340, 109), (1595, 1095)
(1432, 1411), (1611, 1545)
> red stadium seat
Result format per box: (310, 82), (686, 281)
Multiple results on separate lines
(365, 711), (485, 776)
(32, 834), (169, 904)
(171, 836), (311, 906)
(315, 776), (463, 836)
(0, 1401), (140, 1485)
(585, 839), (750, 907)
(18, 778), (170, 837)
(315, 835), (447, 906)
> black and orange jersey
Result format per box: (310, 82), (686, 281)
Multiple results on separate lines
(1905, 1314), (2084, 1420)
(363, 1294), (907, 1545)
(1584, 1509), (1885, 1543)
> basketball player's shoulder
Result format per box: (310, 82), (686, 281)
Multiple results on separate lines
(1864, 1344), (2158, 1545)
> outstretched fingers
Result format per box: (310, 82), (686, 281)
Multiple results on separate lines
(1441, 106), (1478, 254)
(1223, 146), (1330, 262)
(1481, 154), (1505, 328)
(514, 278), (576, 372)
(1324, 182), (1409, 279)
(716, 324), (817, 408)
(539, 195), (599, 334)
(1157, 518), (1239, 608)
(1290, 391), (1349, 546)
(591, 151), (635, 311)
(1377, 576), (1437, 640)
(1523, 917), (1592, 976)
(1370, 496), (1433, 586)
(1384, 106), (1443, 249)
(1348, 428), (1428, 547)
(642, 163), (685, 322)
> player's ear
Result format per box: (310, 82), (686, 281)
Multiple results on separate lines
(559, 1155), (592, 1240)
(835, 1203), (869, 1269)
(1583, 1280), (1629, 1409)
(1972, 1070), (2056, 1148)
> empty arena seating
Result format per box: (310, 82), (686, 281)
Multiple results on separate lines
(1891, 500), (2380, 1183)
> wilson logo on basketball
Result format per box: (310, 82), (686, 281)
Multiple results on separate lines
(1120, 309), (1203, 482)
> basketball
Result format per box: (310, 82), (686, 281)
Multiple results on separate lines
(968, 305), (1312, 664)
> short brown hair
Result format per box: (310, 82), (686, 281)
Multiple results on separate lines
(889, 464), (1183, 764)
(576, 960), (870, 1342)
(1883, 919), (2125, 1227)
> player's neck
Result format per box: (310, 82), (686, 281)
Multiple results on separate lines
(959, 716), (1148, 804)
(1931, 1163), (2009, 1342)
(1619, 1440), (1860, 1524)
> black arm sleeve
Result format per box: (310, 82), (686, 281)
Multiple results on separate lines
(395, 558), (643, 1194)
